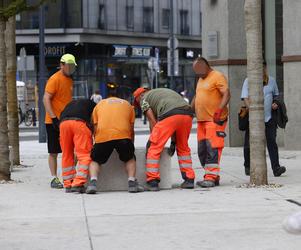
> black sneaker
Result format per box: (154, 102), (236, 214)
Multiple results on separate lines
(273, 166), (286, 177)
(50, 177), (63, 189)
(180, 179), (194, 189)
(128, 180), (144, 193)
(70, 185), (86, 193)
(196, 179), (219, 188)
(86, 180), (97, 194)
(146, 180), (160, 192)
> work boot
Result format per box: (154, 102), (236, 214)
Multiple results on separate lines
(86, 179), (97, 194)
(65, 187), (72, 193)
(245, 167), (250, 176)
(70, 185), (86, 193)
(146, 180), (160, 192)
(196, 179), (219, 188)
(128, 180), (144, 193)
(180, 179), (194, 189)
(273, 166), (286, 177)
(50, 177), (63, 189)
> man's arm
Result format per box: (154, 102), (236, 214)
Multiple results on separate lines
(243, 98), (250, 109)
(43, 92), (56, 118)
(218, 88), (231, 109)
(191, 95), (196, 113)
(130, 123), (135, 143)
(145, 109), (157, 132)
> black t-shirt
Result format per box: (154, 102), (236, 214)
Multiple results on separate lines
(60, 99), (96, 124)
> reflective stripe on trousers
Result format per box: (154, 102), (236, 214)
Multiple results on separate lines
(178, 154), (195, 180)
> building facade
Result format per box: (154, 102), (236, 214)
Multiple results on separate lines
(16, 0), (202, 102)
(201, 0), (293, 148)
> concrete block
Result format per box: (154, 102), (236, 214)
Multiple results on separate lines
(97, 148), (171, 191)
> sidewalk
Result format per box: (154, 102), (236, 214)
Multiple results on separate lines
(1, 137), (301, 250)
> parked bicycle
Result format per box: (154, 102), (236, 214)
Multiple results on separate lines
(18, 104), (36, 127)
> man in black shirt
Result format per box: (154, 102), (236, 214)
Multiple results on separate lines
(59, 99), (96, 193)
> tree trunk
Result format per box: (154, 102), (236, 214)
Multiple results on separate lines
(244, 0), (267, 185)
(6, 16), (20, 166)
(0, 0), (11, 181)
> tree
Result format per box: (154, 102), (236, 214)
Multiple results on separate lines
(0, 0), (49, 180)
(0, 0), (10, 180)
(244, 0), (268, 185)
(6, 16), (20, 166)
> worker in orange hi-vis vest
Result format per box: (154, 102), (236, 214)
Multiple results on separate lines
(133, 87), (195, 191)
(191, 56), (230, 188)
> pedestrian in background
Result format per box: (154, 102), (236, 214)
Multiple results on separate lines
(241, 61), (286, 177)
(90, 90), (102, 104)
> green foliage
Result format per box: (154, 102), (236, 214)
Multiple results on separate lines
(0, 0), (52, 20)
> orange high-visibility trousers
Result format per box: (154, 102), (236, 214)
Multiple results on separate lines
(146, 114), (195, 182)
(59, 120), (93, 188)
(197, 121), (227, 182)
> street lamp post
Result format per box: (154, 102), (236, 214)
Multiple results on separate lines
(169, 0), (175, 90)
(38, 4), (46, 143)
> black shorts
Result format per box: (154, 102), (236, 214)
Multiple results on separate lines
(46, 124), (62, 154)
(91, 139), (135, 165)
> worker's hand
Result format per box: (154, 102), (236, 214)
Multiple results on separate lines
(213, 108), (224, 125)
(167, 141), (176, 157)
(52, 117), (60, 132)
(272, 103), (278, 110)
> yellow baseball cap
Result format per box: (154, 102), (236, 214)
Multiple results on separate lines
(60, 54), (77, 66)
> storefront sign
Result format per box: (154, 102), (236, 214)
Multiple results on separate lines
(131, 46), (151, 57)
(113, 45), (128, 57)
(44, 45), (66, 57)
(186, 50), (194, 58)
(207, 31), (218, 57)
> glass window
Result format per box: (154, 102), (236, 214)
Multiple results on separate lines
(143, 7), (154, 33)
(126, 5), (134, 29)
(162, 8), (170, 29)
(200, 12), (202, 34)
(66, 0), (82, 28)
(180, 10), (189, 35)
(98, 4), (106, 29)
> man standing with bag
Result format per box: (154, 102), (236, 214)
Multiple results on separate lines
(241, 62), (286, 177)
(43, 54), (77, 189)
(192, 57), (230, 188)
